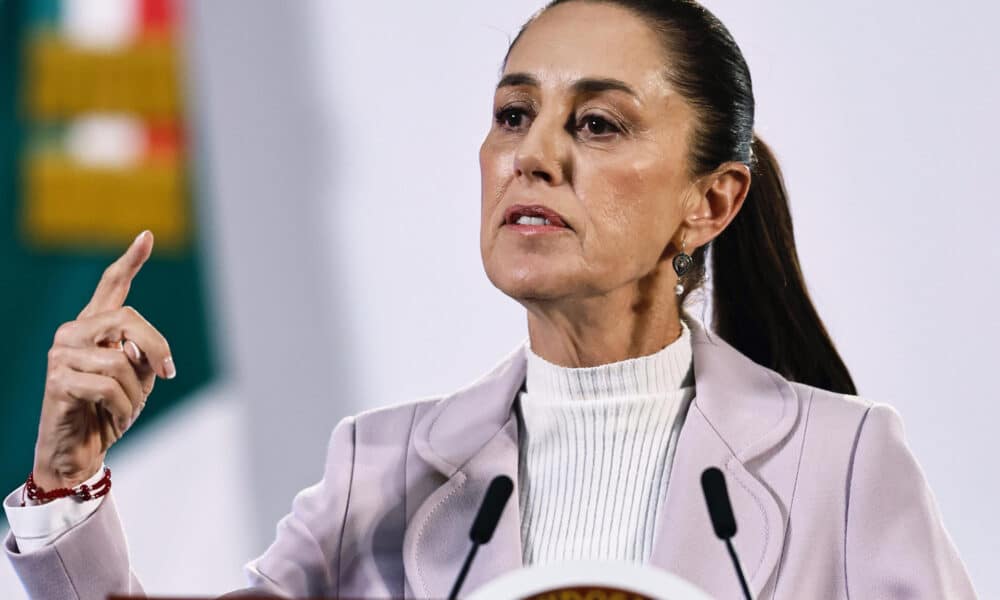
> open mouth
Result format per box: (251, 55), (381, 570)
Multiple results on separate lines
(503, 204), (573, 231)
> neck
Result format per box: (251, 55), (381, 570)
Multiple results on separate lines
(523, 266), (683, 368)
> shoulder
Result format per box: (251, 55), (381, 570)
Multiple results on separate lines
(315, 395), (449, 474)
(322, 341), (528, 488)
(350, 394), (446, 436)
(787, 380), (889, 441)
(784, 380), (914, 485)
(775, 383), (927, 533)
(776, 381), (907, 482)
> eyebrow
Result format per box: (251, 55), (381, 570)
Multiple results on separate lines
(496, 72), (640, 100)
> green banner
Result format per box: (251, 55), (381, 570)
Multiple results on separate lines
(0, 0), (216, 519)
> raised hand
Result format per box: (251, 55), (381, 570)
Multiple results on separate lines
(32, 231), (176, 491)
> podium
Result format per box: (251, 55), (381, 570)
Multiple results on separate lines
(110, 562), (715, 599)
(468, 561), (713, 599)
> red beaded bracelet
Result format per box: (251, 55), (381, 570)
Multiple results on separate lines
(21, 467), (112, 507)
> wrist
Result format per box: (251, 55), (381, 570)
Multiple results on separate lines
(31, 458), (102, 491)
(23, 466), (111, 506)
(30, 471), (77, 491)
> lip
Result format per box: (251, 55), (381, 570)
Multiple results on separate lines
(502, 204), (573, 231)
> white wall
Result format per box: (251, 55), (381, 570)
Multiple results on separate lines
(4, 1), (996, 597)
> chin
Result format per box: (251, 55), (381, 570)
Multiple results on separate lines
(484, 259), (573, 302)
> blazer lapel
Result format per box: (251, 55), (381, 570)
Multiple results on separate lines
(651, 313), (800, 598)
(403, 343), (528, 599)
(403, 311), (802, 599)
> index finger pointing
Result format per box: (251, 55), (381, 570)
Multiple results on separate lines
(78, 230), (154, 320)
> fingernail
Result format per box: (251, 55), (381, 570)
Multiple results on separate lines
(163, 356), (177, 379)
(133, 230), (148, 245)
(125, 340), (142, 362)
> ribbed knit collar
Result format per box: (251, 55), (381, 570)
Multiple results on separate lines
(523, 318), (694, 402)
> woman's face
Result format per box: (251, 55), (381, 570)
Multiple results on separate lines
(480, 1), (699, 304)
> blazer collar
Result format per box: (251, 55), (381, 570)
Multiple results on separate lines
(683, 312), (800, 463)
(410, 340), (527, 479)
(404, 310), (799, 598)
(650, 312), (800, 598)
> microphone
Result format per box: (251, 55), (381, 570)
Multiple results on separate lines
(448, 475), (514, 600)
(701, 467), (752, 600)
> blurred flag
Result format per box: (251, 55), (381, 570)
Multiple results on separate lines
(0, 0), (215, 518)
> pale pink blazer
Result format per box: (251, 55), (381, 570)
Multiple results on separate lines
(5, 314), (977, 599)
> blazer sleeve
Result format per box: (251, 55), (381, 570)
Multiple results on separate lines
(4, 415), (357, 600)
(844, 403), (977, 599)
(242, 414), (357, 598)
(4, 492), (144, 600)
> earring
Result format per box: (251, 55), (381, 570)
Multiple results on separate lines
(672, 236), (692, 295)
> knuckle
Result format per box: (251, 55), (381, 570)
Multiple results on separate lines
(101, 264), (121, 284)
(46, 366), (70, 397)
(121, 305), (140, 319)
(53, 321), (76, 344)
(45, 366), (62, 392)
(97, 378), (118, 401)
(47, 345), (63, 365)
(109, 351), (131, 376)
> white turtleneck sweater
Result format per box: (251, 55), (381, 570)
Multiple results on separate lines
(517, 318), (695, 566)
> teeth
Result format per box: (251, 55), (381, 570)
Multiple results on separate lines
(515, 216), (551, 226)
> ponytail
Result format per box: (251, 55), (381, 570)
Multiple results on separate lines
(512, 1), (857, 394)
(711, 135), (857, 394)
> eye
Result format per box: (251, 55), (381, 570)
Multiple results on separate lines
(576, 114), (622, 138)
(494, 106), (532, 132)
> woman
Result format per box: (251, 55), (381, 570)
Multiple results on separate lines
(4, 0), (976, 598)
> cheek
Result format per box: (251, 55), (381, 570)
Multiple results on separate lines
(582, 156), (681, 260)
(479, 136), (515, 258)
(479, 136), (513, 210)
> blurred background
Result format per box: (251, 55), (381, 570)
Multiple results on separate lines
(0, 0), (997, 597)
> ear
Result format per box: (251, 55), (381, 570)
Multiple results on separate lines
(679, 161), (752, 250)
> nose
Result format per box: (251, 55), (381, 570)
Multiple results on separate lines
(513, 113), (570, 186)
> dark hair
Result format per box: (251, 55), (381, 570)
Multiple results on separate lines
(504, 0), (857, 395)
